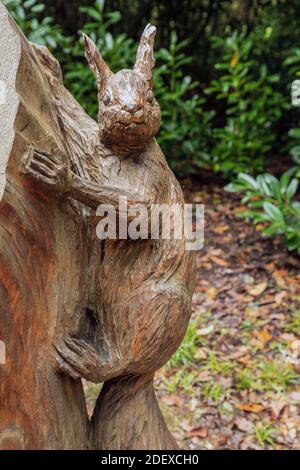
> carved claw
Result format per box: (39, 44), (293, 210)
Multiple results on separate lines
(24, 149), (73, 194)
(54, 337), (103, 383)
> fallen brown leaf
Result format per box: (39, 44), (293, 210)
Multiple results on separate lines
(246, 281), (268, 297)
(189, 426), (208, 438)
(210, 255), (229, 267)
(274, 291), (286, 305)
(254, 328), (272, 345)
(213, 224), (229, 235)
(163, 394), (185, 408)
(270, 400), (286, 420)
(235, 403), (266, 413)
(234, 417), (254, 432)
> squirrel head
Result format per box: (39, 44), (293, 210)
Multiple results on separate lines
(83, 24), (160, 154)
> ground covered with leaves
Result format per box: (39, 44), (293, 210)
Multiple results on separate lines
(84, 181), (300, 450)
(155, 180), (300, 450)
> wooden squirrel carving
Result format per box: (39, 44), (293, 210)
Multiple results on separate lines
(24, 24), (197, 449)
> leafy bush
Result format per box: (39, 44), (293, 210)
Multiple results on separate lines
(284, 47), (300, 81)
(153, 33), (214, 175)
(3, 0), (66, 49)
(288, 129), (300, 177)
(226, 172), (300, 254)
(206, 31), (288, 177)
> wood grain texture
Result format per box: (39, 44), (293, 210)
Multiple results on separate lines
(0, 2), (89, 449)
(0, 4), (196, 450)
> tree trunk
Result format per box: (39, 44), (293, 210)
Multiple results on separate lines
(0, 3), (91, 449)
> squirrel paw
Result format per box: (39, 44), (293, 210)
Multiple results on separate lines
(23, 149), (73, 194)
(54, 336), (102, 382)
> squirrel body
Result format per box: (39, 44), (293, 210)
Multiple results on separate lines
(27, 25), (197, 449)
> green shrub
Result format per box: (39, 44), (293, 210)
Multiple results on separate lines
(154, 33), (214, 175)
(284, 47), (300, 81)
(3, 0), (66, 49)
(288, 128), (300, 178)
(206, 31), (288, 177)
(226, 171), (300, 254)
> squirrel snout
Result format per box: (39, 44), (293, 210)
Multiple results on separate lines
(122, 107), (145, 123)
(123, 102), (143, 113)
(132, 109), (145, 123)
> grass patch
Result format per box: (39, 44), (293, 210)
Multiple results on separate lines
(201, 382), (227, 403)
(168, 317), (208, 368)
(286, 310), (300, 335)
(254, 421), (277, 448)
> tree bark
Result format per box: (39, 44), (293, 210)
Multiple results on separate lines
(0, 3), (91, 449)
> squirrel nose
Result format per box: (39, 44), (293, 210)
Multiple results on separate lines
(133, 109), (144, 122)
(123, 102), (142, 114)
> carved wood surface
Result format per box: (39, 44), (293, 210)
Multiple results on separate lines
(0, 3), (90, 449)
(0, 2), (196, 450)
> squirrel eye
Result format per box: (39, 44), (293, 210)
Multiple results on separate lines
(147, 90), (154, 103)
(103, 90), (111, 106)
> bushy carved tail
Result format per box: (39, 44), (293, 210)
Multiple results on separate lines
(91, 375), (178, 450)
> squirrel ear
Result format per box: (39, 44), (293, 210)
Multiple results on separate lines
(82, 34), (112, 92)
(134, 24), (156, 84)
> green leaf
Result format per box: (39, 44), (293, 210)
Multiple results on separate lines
(237, 173), (259, 190)
(81, 7), (101, 21)
(286, 178), (299, 200)
(263, 202), (284, 223)
(225, 182), (245, 193)
(31, 4), (45, 13)
(289, 128), (300, 138)
(280, 170), (292, 192)
(290, 145), (300, 163)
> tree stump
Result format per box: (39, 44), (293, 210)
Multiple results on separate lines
(0, 3), (196, 450)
